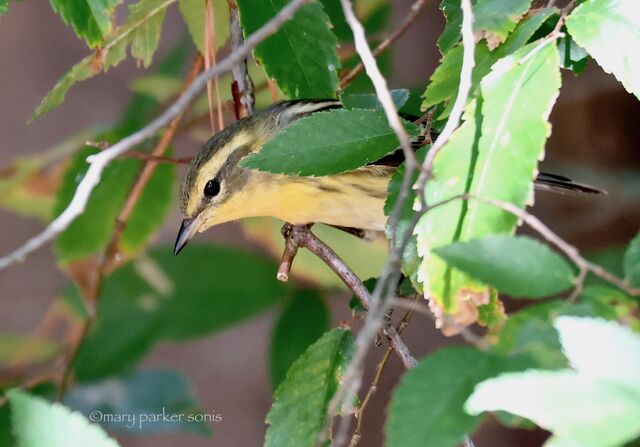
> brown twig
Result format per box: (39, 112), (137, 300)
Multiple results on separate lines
(277, 225), (417, 366)
(56, 56), (204, 400)
(228, 0), (255, 118)
(339, 0), (428, 89)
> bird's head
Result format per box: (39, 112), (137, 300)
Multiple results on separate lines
(173, 99), (341, 255)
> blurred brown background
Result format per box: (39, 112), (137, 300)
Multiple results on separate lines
(1, 0), (639, 446)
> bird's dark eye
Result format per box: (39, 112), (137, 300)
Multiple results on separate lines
(203, 179), (221, 198)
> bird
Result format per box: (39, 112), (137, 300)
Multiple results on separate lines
(174, 99), (602, 255)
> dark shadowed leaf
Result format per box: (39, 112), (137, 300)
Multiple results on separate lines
(386, 347), (533, 447)
(269, 290), (330, 389)
(433, 235), (576, 298)
(8, 389), (121, 447)
(265, 328), (353, 447)
(73, 245), (285, 380)
(341, 89), (410, 110)
(236, 0), (340, 98)
(241, 109), (417, 176)
(424, 8), (555, 114)
(65, 369), (209, 435)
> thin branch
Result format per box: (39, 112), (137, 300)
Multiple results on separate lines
(339, 0), (416, 170)
(228, 0), (255, 118)
(276, 224), (416, 365)
(468, 194), (640, 297)
(0, 0), (312, 272)
(327, 2), (433, 444)
(347, 347), (392, 447)
(416, 0), (475, 194)
(339, 0), (428, 89)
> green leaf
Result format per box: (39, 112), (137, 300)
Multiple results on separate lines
(468, 317), (640, 447)
(416, 41), (561, 312)
(236, 0), (340, 98)
(33, 0), (177, 120)
(437, 0), (467, 55)
(269, 290), (330, 390)
(466, 370), (640, 447)
(341, 89), (410, 110)
(473, 0), (532, 49)
(54, 147), (175, 263)
(8, 389), (121, 447)
(384, 148), (428, 287)
(424, 8), (556, 114)
(241, 109), (418, 176)
(554, 316), (640, 391)
(624, 232), (640, 287)
(74, 245), (285, 380)
(386, 347), (534, 447)
(178, 0), (229, 54)
(64, 369), (209, 435)
(558, 34), (589, 75)
(49, 0), (123, 47)
(0, 0), (10, 15)
(433, 235), (576, 298)
(566, 0), (640, 99)
(129, 0), (167, 67)
(265, 328), (353, 447)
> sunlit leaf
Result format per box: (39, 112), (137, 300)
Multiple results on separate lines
(8, 389), (121, 447)
(265, 328), (353, 447)
(566, 0), (640, 99)
(473, 0), (532, 49)
(416, 41), (561, 314)
(554, 316), (640, 390)
(466, 369), (640, 447)
(236, 0), (340, 98)
(269, 290), (330, 389)
(467, 317), (640, 447)
(241, 109), (418, 175)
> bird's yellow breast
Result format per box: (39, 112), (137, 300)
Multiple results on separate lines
(200, 166), (394, 231)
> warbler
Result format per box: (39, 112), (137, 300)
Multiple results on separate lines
(174, 99), (601, 255)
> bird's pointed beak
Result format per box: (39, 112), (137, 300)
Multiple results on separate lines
(174, 218), (197, 256)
